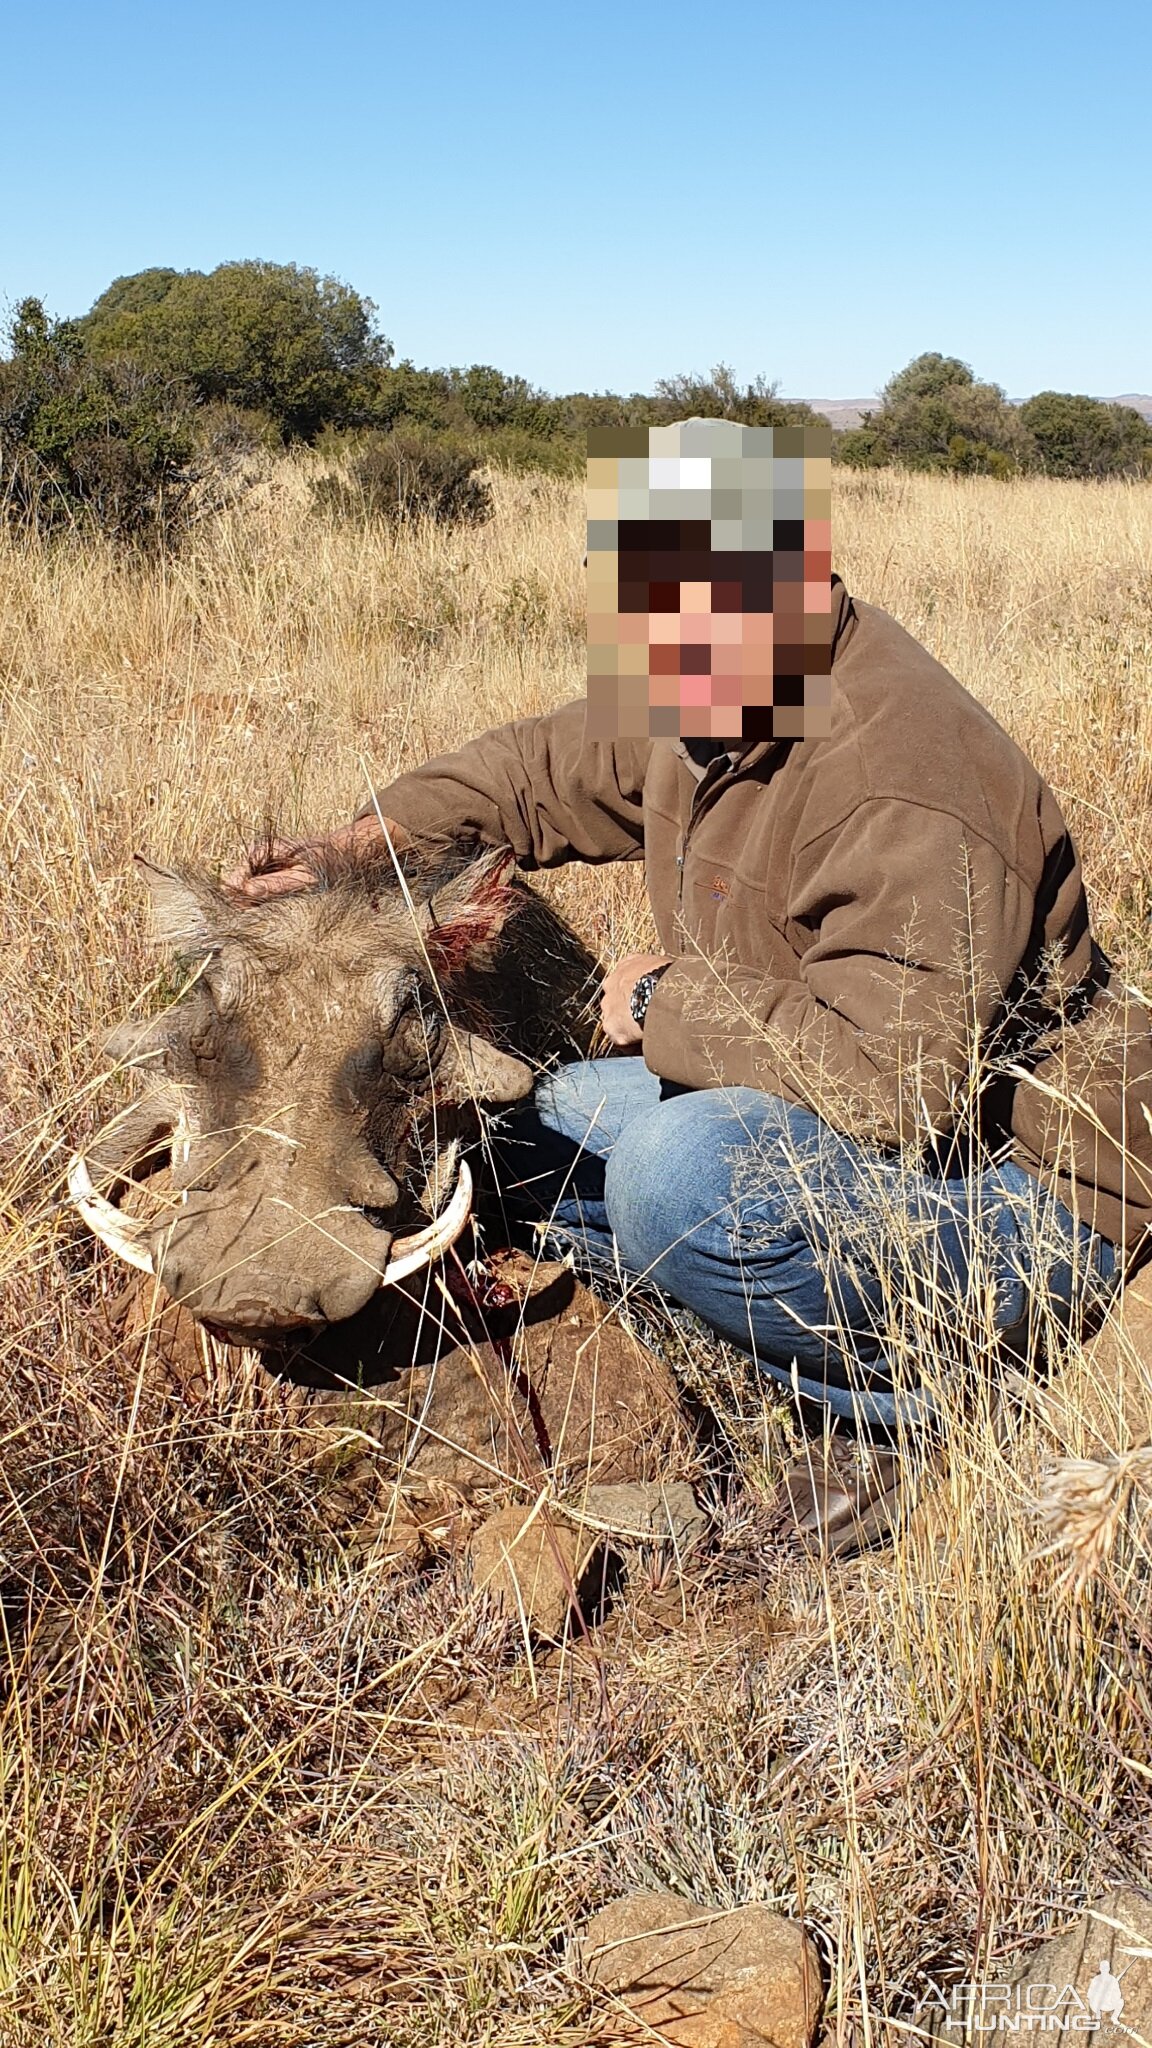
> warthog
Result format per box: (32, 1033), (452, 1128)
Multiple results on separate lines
(70, 842), (597, 1346)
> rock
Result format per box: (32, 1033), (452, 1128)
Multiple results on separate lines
(1002, 1887), (1152, 2040)
(529, 1308), (686, 1488)
(109, 1245), (690, 1548)
(273, 1249), (686, 1497)
(710, 1962), (827, 2045)
(650, 2016), (762, 2047)
(111, 1270), (216, 1400)
(582, 1890), (823, 2048)
(557, 1479), (706, 1548)
(921, 1886), (1152, 2041)
(355, 1274), (686, 1492)
(465, 1503), (599, 1638)
(325, 1480), (475, 1563)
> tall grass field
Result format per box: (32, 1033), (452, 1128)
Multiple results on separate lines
(2, 462), (1152, 2044)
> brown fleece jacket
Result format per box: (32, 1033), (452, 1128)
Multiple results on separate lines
(371, 580), (1152, 1259)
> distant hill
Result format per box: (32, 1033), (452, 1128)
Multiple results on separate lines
(807, 399), (875, 429)
(808, 393), (1152, 427)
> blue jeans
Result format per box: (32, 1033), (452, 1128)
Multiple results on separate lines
(492, 1058), (1120, 1431)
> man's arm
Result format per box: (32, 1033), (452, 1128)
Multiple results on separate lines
(642, 799), (1038, 1147)
(363, 697), (651, 869)
(232, 697), (650, 898)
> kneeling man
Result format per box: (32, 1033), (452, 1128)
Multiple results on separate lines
(240, 423), (1152, 1547)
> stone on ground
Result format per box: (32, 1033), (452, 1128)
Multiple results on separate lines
(557, 1478), (706, 1548)
(465, 1502), (600, 1638)
(922, 1886), (1152, 2041)
(108, 1247), (690, 1548)
(581, 1889), (823, 2047)
(361, 1257), (687, 1494)
(998, 1887), (1152, 2040)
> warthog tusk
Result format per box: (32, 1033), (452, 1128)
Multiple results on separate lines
(67, 1148), (473, 1291)
(379, 1157), (473, 1287)
(66, 1153), (155, 1275)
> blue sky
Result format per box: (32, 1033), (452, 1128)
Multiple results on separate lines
(4, 0), (1149, 401)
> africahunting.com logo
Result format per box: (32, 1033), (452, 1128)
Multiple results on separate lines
(918, 1959), (1133, 2035)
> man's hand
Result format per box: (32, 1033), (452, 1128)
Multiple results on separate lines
(600, 952), (673, 1048)
(225, 812), (410, 900)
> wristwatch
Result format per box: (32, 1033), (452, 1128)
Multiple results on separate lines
(629, 965), (669, 1031)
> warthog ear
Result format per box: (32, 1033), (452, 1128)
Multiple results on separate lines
(135, 856), (220, 950)
(452, 1031), (534, 1104)
(424, 849), (522, 978)
(103, 1015), (166, 1069)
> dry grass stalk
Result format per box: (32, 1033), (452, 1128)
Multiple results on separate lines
(1033, 1443), (1152, 1590)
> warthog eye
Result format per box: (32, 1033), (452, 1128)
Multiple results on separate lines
(380, 975), (444, 1082)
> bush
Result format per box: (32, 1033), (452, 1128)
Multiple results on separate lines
(645, 364), (825, 430)
(446, 363), (563, 437)
(836, 426), (888, 469)
(312, 431), (493, 527)
(1019, 391), (1152, 479)
(849, 352), (1031, 477)
(82, 261), (392, 442)
(945, 434), (1017, 478)
(0, 299), (200, 544)
(468, 423), (584, 477)
(362, 360), (583, 471)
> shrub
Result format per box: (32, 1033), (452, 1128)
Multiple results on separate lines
(1019, 391), (1152, 479)
(82, 261), (392, 442)
(945, 434), (1017, 478)
(646, 364), (825, 429)
(446, 363), (563, 437)
(468, 423), (584, 477)
(364, 361), (582, 471)
(312, 430), (493, 527)
(0, 298), (200, 544)
(836, 425), (889, 469)
(851, 352), (1032, 476)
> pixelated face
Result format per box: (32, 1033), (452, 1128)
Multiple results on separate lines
(586, 420), (833, 742)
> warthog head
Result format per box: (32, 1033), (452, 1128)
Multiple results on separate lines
(71, 842), (595, 1344)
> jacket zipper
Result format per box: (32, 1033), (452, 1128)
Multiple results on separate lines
(677, 758), (737, 913)
(670, 591), (850, 914)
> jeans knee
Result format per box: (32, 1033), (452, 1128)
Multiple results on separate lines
(532, 1060), (601, 1131)
(532, 1057), (662, 1156)
(603, 1101), (741, 1279)
(603, 1109), (663, 1268)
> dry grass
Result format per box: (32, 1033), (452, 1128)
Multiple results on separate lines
(3, 462), (1152, 2044)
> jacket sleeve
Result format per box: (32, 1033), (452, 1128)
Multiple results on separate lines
(641, 798), (1038, 1146)
(361, 697), (650, 870)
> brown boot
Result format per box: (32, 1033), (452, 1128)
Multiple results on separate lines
(779, 1435), (925, 1558)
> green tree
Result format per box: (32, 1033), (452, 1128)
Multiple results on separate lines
(880, 353), (977, 405)
(446, 364), (561, 435)
(1019, 391), (1152, 478)
(82, 261), (392, 440)
(836, 425), (888, 469)
(647, 364), (822, 429)
(853, 352), (1032, 475)
(0, 297), (198, 542)
(85, 268), (181, 322)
